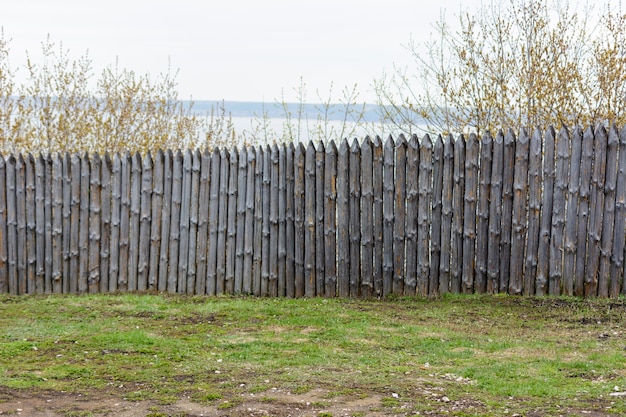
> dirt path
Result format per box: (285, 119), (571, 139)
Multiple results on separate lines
(0, 386), (617, 417)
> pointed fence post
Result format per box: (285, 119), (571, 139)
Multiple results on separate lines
(99, 153), (112, 293)
(451, 135), (465, 293)
(439, 135), (454, 294)
(235, 147), (248, 294)
(536, 128), (556, 295)
(138, 152), (153, 292)
(305, 141), (317, 297)
(149, 150), (164, 292)
(509, 129), (529, 295)
(177, 150), (193, 294)
(475, 132), (492, 294)
(195, 148), (211, 295)
(186, 150), (201, 294)
(525, 128), (543, 295)
(315, 142), (325, 297)
(610, 127), (626, 297)
(548, 127), (571, 296)
(575, 127), (594, 296)
(404, 135), (419, 296)
(324, 141), (337, 297)
(360, 137), (374, 297)
(563, 128), (583, 296)
(586, 126), (608, 296)
(88, 153), (101, 294)
(598, 125), (619, 297)
(0, 156), (7, 293)
(243, 147), (256, 295)
(158, 150), (173, 292)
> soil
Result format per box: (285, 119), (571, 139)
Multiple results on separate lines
(0, 386), (617, 417)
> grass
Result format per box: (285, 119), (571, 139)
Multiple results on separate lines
(0, 292), (625, 415)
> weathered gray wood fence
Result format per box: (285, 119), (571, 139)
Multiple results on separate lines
(1, 125), (625, 298)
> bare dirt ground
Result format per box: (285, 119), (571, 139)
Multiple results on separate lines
(0, 386), (617, 417)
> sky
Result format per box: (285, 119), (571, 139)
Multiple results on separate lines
(3, 0), (483, 103)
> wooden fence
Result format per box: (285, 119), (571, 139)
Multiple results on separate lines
(1, 125), (625, 298)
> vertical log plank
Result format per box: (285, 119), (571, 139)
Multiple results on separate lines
(261, 146), (271, 296)
(51, 155), (63, 293)
(549, 127), (571, 295)
(348, 139), (361, 297)
(294, 143), (306, 297)
(109, 154), (121, 293)
(304, 142), (316, 296)
(88, 153), (101, 293)
(235, 147), (248, 294)
(138, 152), (153, 291)
(62, 153), (72, 293)
(324, 141), (337, 297)
(586, 126), (607, 296)
(451, 135), (465, 293)
(25, 155), (37, 293)
(149, 150), (164, 291)
(284, 144), (295, 297)
(462, 133), (479, 293)
(44, 155), (52, 293)
(610, 126), (626, 297)
(195, 149), (211, 295)
(525, 128), (543, 295)
(99, 154), (112, 293)
(509, 129), (529, 295)
(15, 156), (26, 294)
(315, 143), (325, 296)
(418, 134), (433, 296)
(6, 156), (17, 294)
(225, 149), (238, 294)
(77, 154), (90, 294)
(563, 127), (583, 296)
(158, 150), (173, 292)
(118, 152), (132, 292)
(35, 155), (46, 293)
(243, 147), (256, 295)
(499, 130), (515, 294)
(393, 135), (407, 295)
(575, 127), (594, 296)
(439, 135), (454, 294)
(69, 154), (81, 293)
(536, 128), (556, 295)
(382, 137), (395, 297)
(252, 146), (263, 295)
(207, 149), (222, 295)
(126, 152), (141, 292)
(215, 149), (229, 295)
(336, 139), (350, 297)
(168, 150), (183, 293)
(598, 125), (619, 297)
(277, 145), (287, 296)
(372, 137), (384, 297)
(475, 132), (492, 294)
(404, 135), (419, 296)
(186, 150), (201, 294)
(270, 144), (280, 296)
(487, 132), (504, 293)
(430, 135), (445, 296)
(0, 156), (7, 293)
(360, 137), (374, 297)
(177, 150), (192, 294)
(585, 125), (606, 297)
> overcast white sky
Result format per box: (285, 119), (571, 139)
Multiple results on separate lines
(3, 0), (483, 103)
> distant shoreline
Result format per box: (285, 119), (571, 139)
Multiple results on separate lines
(188, 100), (384, 123)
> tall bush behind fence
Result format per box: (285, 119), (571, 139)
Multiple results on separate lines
(1, 125), (625, 298)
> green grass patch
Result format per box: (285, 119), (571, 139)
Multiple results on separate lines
(0, 293), (625, 415)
